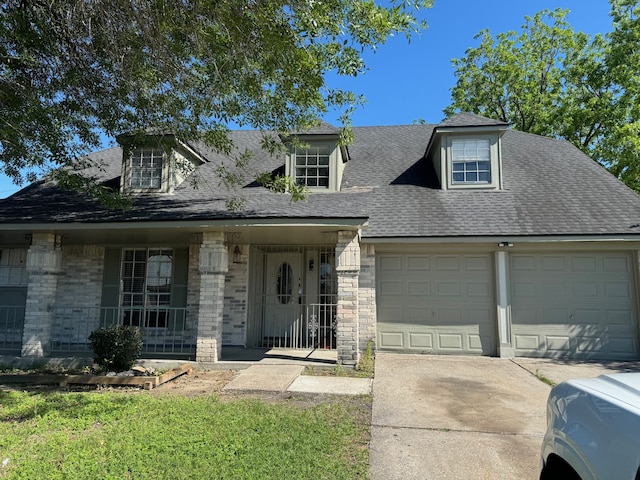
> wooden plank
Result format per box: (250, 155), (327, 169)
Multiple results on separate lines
(0, 363), (193, 388)
(156, 363), (192, 386)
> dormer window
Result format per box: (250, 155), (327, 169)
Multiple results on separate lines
(129, 148), (164, 190)
(285, 142), (346, 192)
(451, 139), (491, 184)
(118, 134), (207, 194)
(293, 145), (331, 188)
(426, 113), (507, 191)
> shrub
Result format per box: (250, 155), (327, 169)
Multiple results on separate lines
(88, 325), (143, 371)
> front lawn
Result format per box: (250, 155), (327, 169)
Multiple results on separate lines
(0, 389), (370, 479)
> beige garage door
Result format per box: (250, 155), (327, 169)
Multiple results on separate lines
(511, 252), (639, 359)
(376, 253), (496, 354)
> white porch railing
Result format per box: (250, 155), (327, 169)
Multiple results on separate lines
(50, 306), (196, 359)
(258, 303), (337, 350)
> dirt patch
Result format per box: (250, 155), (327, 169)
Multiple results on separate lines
(148, 369), (237, 397)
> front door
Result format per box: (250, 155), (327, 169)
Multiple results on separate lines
(263, 252), (304, 347)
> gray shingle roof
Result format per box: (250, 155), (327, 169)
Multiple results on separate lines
(2, 115), (640, 239)
(438, 112), (509, 128)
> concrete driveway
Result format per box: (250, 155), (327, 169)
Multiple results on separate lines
(370, 353), (640, 480)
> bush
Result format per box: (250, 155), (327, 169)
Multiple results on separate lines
(88, 325), (143, 371)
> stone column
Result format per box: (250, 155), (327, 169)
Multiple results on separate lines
(21, 232), (62, 357)
(335, 230), (361, 367)
(195, 232), (228, 362)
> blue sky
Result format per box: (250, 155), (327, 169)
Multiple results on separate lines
(0, 0), (613, 199)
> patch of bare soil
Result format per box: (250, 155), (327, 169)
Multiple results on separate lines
(147, 369), (237, 397)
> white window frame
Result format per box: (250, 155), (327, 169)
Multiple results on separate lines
(445, 134), (501, 190)
(126, 148), (167, 192)
(286, 142), (342, 192)
(120, 248), (173, 329)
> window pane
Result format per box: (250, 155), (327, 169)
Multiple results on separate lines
(129, 148), (163, 189)
(451, 139), (491, 184)
(293, 145), (332, 188)
(277, 263), (293, 304)
(479, 171), (491, 182)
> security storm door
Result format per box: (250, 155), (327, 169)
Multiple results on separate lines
(263, 252), (304, 347)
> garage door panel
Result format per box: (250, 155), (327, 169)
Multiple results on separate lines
(409, 333), (433, 349)
(467, 282), (491, 296)
(377, 253), (496, 355)
(379, 256), (402, 271)
(407, 256), (430, 270)
(607, 309), (634, 326)
(437, 282), (460, 296)
(379, 280), (402, 296)
(512, 281), (537, 298)
(379, 331), (404, 348)
(435, 256), (460, 270)
(542, 256), (567, 271)
(408, 281), (429, 296)
(465, 256), (490, 270)
(610, 337), (636, 355)
(604, 281), (631, 298)
(577, 337), (604, 354)
(603, 256), (631, 272)
(573, 309), (600, 325)
(574, 281), (598, 297)
(439, 333), (464, 350)
(512, 252), (638, 360)
(546, 336), (571, 353)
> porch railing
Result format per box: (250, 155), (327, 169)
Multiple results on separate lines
(259, 303), (337, 350)
(0, 306), (25, 355)
(50, 306), (196, 359)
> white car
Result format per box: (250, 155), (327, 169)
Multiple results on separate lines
(540, 373), (640, 480)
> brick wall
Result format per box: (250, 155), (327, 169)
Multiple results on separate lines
(222, 245), (248, 346)
(358, 243), (376, 352)
(51, 245), (105, 345)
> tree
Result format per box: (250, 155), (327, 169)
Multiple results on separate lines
(601, 0), (640, 191)
(444, 6), (640, 192)
(0, 0), (430, 206)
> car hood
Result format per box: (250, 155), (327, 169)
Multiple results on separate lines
(566, 373), (640, 413)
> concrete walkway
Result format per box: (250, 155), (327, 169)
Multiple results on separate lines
(220, 349), (372, 395)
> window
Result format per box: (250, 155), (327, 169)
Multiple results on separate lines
(451, 139), (491, 184)
(276, 262), (294, 304)
(293, 146), (331, 188)
(0, 249), (28, 286)
(129, 148), (164, 189)
(121, 248), (173, 328)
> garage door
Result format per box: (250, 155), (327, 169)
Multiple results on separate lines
(376, 253), (496, 354)
(511, 252), (638, 359)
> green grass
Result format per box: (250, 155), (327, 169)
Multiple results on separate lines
(534, 369), (557, 387)
(0, 390), (370, 479)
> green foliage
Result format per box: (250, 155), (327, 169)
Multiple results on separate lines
(88, 325), (143, 372)
(445, 4), (640, 193)
(356, 339), (376, 377)
(257, 172), (310, 203)
(0, 391), (370, 479)
(0, 0), (430, 205)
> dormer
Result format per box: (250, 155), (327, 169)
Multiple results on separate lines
(281, 122), (349, 192)
(426, 113), (508, 191)
(116, 133), (207, 194)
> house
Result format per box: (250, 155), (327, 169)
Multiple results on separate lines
(2, 112), (640, 366)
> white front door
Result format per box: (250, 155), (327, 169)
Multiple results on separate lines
(263, 252), (304, 347)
